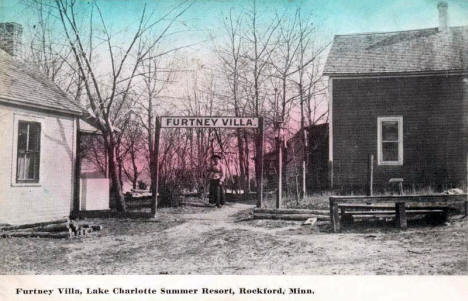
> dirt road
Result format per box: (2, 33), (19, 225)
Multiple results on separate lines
(1, 202), (466, 274)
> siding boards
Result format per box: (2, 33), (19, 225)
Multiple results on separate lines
(333, 75), (466, 192)
(0, 104), (75, 225)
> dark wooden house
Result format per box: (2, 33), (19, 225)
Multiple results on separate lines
(323, 2), (468, 193)
(285, 123), (329, 192)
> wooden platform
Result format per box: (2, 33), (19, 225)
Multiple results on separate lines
(329, 194), (468, 232)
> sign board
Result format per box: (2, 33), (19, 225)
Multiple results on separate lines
(160, 116), (259, 128)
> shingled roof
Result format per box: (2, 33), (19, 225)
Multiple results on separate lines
(0, 49), (82, 115)
(323, 26), (468, 76)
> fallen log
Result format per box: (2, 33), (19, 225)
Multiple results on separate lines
(126, 203), (152, 210)
(254, 208), (329, 215)
(181, 202), (215, 208)
(22, 222), (71, 233)
(2, 231), (72, 239)
(253, 213), (330, 221)
(0, 218), (69, 232)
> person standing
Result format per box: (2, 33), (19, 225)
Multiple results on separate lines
(207, 154), (225, 207)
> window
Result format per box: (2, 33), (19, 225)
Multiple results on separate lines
(16, 121), (41, 183)
(377, 116), (403, 165)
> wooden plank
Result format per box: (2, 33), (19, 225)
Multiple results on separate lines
(253, 213), (330, 221)
(331, 194), (467, 200)
(330, 194), (466, 203)
(342, 210), (445, 215)
(395, 202), (407, 230)
(253, 208), (329, 215)
(338, 204), (396, 210)
(338, 204), (450, 210)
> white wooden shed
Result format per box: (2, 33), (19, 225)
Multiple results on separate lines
(0, 22), (108, 225)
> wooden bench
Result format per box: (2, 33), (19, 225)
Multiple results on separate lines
(329, 194), (468, 232)
(339, 203), (450, 216)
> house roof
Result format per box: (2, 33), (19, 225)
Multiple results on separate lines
(323, 26), (468, 76)
(0, 49), (82, 115)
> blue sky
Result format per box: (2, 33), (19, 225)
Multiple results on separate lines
(0, 0), (466, 131)
(2, 0), (467, 38)
(0, 0), (467, 73)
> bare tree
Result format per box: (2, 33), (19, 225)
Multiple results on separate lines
(28, 0), (193, 212)
(243, 0), (281, 196)
(121, 117), (146, 190)
(135, 51), (178, 206)
(215, 9), (251, 195)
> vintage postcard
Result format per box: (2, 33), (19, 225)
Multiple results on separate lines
(0, 0), (467, 300)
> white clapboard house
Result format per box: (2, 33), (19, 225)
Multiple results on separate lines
(0, 22), (109, 225)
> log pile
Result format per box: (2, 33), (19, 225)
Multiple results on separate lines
(253, 208), (330, 223)
(0, 218), (103, 239)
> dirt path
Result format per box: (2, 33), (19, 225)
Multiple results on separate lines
(1, 202), (467, 274)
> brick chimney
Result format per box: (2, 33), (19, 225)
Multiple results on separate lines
(437, 1), (449, 32)
(0, 22), (23, 56)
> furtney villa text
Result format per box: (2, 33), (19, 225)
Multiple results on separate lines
(160, 117), (259, 128)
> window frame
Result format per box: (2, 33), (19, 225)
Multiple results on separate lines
(11, 113), (44, 187)
(16, 121), (41, 183)
(377, 116), (403, 166)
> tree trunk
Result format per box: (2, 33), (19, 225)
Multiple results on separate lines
(244, 132), (250, 193)
(236, 128), (247, 195)
(105, 135), (126, 212)
(300, 92), (307, 200)
(147, 96), (157, 207)
(130, 150), (139, 190)
(118, 160), (123, 193)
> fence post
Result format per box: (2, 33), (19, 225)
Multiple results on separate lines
(151, 117), (161, 216)
(256, 117), (264, 208)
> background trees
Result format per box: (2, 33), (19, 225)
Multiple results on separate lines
(23, 0), (329, 208)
